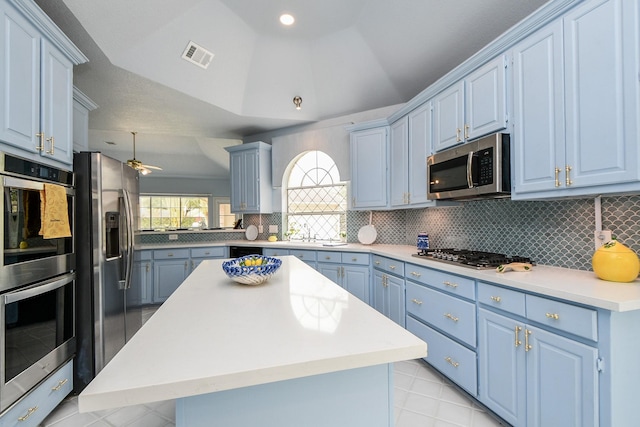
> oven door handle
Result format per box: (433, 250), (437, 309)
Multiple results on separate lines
(3, 176), (75, 195)
(3, 272), (74, 304)
(466, 151), (474, 188)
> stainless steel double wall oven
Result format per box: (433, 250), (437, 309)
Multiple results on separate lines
(0, 152), (75, 413)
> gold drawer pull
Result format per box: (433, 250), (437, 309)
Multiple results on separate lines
(18, 406), (38, 421)
(443, 281), (458, 288)
(204, 252), (211, 255)
(444, 313), (459, 322)
(351, 257), (357, 262)
(46, 136), (55, 154)
(52, 378), (68, 391)
(545, 313), (560, 320)
(167, 253), (173, 257)
(374, 261), (381, 265)
(566, 165), (573, 186)
(389, 265), (396, 270)
(490, 296), (501, 303)
(514, 326), (522, 348)
(444, 357), (459, 368)
(298, 254), (304, 259)
(411, 271), (421, 277)
(555, 167), (561, 187)
(325, 256), (331, 260)
(411, 298), (423, 305)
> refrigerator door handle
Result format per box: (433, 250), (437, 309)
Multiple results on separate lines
(121, 189), (134, 290)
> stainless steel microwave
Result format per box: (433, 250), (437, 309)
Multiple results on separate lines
(427, 133), (511, 200)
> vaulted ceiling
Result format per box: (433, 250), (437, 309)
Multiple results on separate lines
(35, 0), (548, 178)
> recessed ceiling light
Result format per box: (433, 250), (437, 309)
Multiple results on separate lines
(279, 13), (295, 26)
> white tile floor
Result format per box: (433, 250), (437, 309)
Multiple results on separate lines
(39, 358), (506, 427)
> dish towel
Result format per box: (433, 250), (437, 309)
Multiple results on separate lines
(40, 183), (71, 239)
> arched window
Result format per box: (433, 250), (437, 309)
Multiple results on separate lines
(286, 151), (347, 241)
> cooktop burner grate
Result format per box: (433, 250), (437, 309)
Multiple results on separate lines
(412, 248), (535, 270)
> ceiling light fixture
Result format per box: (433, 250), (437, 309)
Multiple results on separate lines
(293, 96), (302, 110)
(280, 13), (295, 26)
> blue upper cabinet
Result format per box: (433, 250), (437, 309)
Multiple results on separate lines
(389, 102), (437, 208)
(0, 0), (87, 170)
(512, 0), (640, 199)
(226, 141), (273, 214)
(349, 125), (389, 210)
(433, 55), (507, 152)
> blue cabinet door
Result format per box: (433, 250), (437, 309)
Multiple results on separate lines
(433, 81), (465, 152)
(478, 308), (526, 426)
(153, 259), (189, 303)
(350, 127), (389, 209)
(342, 264), (370, 304)
(465, 55), (507, 141)
(40, 40), (74, 165)
(407, 102), (432, 206)
(385, 273), (405, 327)
(562, 0), (639, 190)
(526, 324), (598, 427)
(0, 4), (41, 154)
(390, 117), (409, 207)
(229, 151), (244, 212)
(317, 263), (341, 284)
(511, 20), (565, 195)
(372, 270), (386, 315)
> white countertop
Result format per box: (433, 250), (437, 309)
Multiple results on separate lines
(78, 256), (427, 413)
(138, 241), (640, 312)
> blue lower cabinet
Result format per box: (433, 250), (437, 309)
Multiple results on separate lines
(0, 360), (73, 427)
(407, 316), (477, 396)
(478, 307), (598, 426)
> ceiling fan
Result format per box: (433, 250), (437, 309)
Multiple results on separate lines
(127, 131), (162, 175)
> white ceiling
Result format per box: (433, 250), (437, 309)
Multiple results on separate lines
(35, 0), (548, 178)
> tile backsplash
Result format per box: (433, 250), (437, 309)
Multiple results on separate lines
(245, 195), (640, 271)
(142, 195), (640, 272)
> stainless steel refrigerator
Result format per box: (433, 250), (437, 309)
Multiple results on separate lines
(73, 152), (142, 392)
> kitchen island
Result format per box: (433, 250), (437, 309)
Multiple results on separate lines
(78, 256), (427, 426)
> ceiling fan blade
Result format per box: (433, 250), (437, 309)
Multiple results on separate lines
(128, 132), (162, 173)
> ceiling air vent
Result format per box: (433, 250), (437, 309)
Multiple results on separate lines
(181, 41), (214, 69)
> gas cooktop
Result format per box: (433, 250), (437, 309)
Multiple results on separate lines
(411, 249), (535, 270)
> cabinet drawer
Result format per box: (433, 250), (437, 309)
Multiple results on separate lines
(372, 255), (404, 276)
(317, 251), (341, 263)
(153, 248), (190, 260)
(526, 295), (598, 341)
(135, 250), (152, 261)
(406, 264), (475, 300)
(263, 248), (289, 257)
(289, 249), (316, 262)
(407, 317), (477, 396)
(190, 246), (226, 258)
(478, 282), (526, 317)
(341, 252), (369, 265)
(0, 360), (73, 427)
(406, 282), (476, 347)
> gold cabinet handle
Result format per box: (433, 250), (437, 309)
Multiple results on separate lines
(46, 136), (55, 154)
(374, 261), (381, 265)
(382, 274), (388, 288)
(411, 298), (423, 305)
(341, 266), (345, 278)
(555, 167), (561, 187)
(490, 296), (502, 303)
(204, 252), (211, 255)
(298, 254), (304, 259)
(410, 271), (421, 277)
(389, 265), (396, 270)
(444, 313), (459, 322)
(51, 378), (68, 391)
(146, 263), (150, 272)
(464, 124), (469, 140)
(167, 253), (174, 257)
(456, 128), (461, 142)
(444, 356), (459, 368)
(191, 261), (195, 269)
(35, 132), (45, 151)
(443, 281), (458, 288)
(18, 406), (38, 421)
(325, 256), (331, 260)
(351, 257), (357, 262)
(525, 329), (532, 352)
(565, 165), (573, 186)
(514, 325), (522, 348)
(184, 261), (188, 270)
(545, 313), (560, 320)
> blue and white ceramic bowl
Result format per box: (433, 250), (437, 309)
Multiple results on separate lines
(222, 255), (282, 285)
